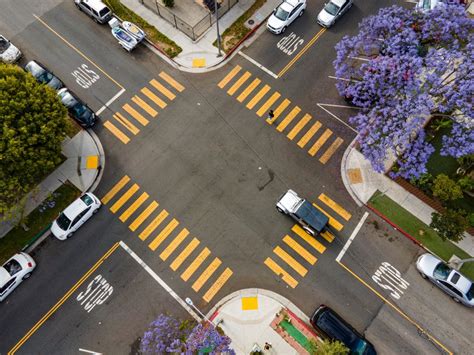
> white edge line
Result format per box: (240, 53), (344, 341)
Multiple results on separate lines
(317, 103), (357, 133)
(336, 212), (369, 262)
(349, 56), (370, 62)
(118, 241), (201, 322)
(238, 51), (279, 79)
(96, 88), (126, 116)
(78, 349), (102, 355)
(319, 103), (361, 109)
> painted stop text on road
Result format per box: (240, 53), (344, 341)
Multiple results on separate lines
(372, 262), (410, 300)
(72, 64), (100, 89)
(277, 32), (305, 56)
(76, 274), (113, 312)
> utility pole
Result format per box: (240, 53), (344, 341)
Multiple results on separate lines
(214, 0), (222, 57)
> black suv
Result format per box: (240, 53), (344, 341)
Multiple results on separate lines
(310, 306), (376, 355)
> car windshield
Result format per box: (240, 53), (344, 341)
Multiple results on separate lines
(274, 7), (289, 21)
(324, 2), (340, 16)
(80, 194), (94, 206)
(466, 283), (474, 301)
(36, 70), (53, 84)
(71, 102), (91, 120)
(3, 259), (22, 276)
(99, 7), (110, 16)
(0, 37), (9, 53)
(56, 212), (71, 230)
(433, 262), (451, 280)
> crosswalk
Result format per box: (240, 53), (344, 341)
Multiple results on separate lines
(265, 193), (352, 288)
(101, 176), (232, 303)
(218, 65), (344, 164)
(104, 72), (185, 144)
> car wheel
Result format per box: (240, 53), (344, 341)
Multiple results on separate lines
(23, 273), (32, 280)
(419, 272), (427, 279)
(303, 227), (315, 236)
(67, 232), (74, 239)
(281, 26), (287, 34)
(299, 9), (304, 17)
(75, 4), (81, 11)
(93, 207), (100, 214)
(276, 206), (284, 214)
(452, 297), (460, 303)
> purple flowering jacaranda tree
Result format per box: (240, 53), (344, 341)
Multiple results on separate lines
(333, 3), (473, 179)
(185, 322), (235, 354)
(140, 314), (190, 354)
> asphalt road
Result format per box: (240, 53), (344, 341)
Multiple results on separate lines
(1, 0), (472, 354)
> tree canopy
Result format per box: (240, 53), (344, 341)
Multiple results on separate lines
(0, 64), (68, 215)
(333, 3), (473, 179)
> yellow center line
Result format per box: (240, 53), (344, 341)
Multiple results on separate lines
(337, 261), (453, 355)
(278, 28), (326, 78)
(8, 242), (120, 355)
(33, 15), (123, 89)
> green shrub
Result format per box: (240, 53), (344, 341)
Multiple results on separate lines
(163, 0), (174, 7)
(432, 174), (463, 202)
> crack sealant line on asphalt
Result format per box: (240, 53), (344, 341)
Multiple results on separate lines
(336, 211), (369, 262)
(118, 241), (201, 322)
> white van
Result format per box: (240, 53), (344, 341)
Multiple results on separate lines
(75, 0), (113, 24)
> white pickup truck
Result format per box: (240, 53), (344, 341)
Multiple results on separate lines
(276, 189), (329, 236)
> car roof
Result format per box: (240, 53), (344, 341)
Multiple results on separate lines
(316, 308), (359, 346)
(63, 197), (88, 219)
(59, 89), (79, 106)
(83, 0), (109, 10)
(26, 61), (45, 74)
(0, 267), (11, 284)
(331, 0), (347, 6)
(448, 271), (472, 294)
(280, 190), (301, 208)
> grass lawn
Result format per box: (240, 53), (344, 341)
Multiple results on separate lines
(0, 183), (80, 264)
(369, 191), (474, 279)
(216, 0), (268, 53)
(104, 0), (182, 57)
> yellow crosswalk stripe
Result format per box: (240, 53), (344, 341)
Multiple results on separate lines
(283, 234), (319, 263)
(110, 184), (139, 213)
(103, 121), (130, 144)
(237, 78), (261, 102)
(123, 104), (149, 126)
(113, 113), (140, 134)
(181, 247), (210, 281)
(267, 98), (291, 124)
(139, 209), (169, 241)
(218, 65), (241, 88)
(287, 113), (312, 140)
(148, 218), (180, 251)
(308, 128), (333, 156)
(150, 79), (176, 100)
(273, 246), (308, 276)
(227, 71), (251, 95)
(170, 238), (200, 271)
(277, 106), (301, 132)
(246, 84), (270, 109)
(160, 228), (190, 261)
(297, 121), (322, 148)
(119, 192), (149, 222)
(141, 87), (167, 109)
(129, 201), (159, 231)
(319, 137), (344, 164)
(256, 92), (281, 117)
(264, 258), (298, 289)
(291, 225), (326, 254)
(192, 258), (222, 292)
(132, 96), (158, 118)
(321, 230), (335, 243)
(318, 193), (351, 221)
(312, 203), (343, 231)
(101, 175), (130, 204)
(203, 267), (233, 302)
(159, 72), (185, 92)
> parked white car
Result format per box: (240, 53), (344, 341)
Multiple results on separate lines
(0, 34), (22, 63)
(0, 253), (36, 302)
(51, 192), (101, 240)
(267, 0), (307, 34)
(317, 0), (353, 28)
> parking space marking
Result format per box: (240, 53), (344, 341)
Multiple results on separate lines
(119, 192), (149, 222)
(192, 258), (222, 292)
(227, 71), (252, 95)
(131, 96), (158, 117)
(297, 121), (321, 148)
(282, 236), (317, 265)
(318, 193), (351, 221)
(150, 79), (176, 100)
(264, 258), (298, 288)
(129, 201), (159, 231)
(203, 268), (233, 303)
(181, 247), (211, 281)
(110, 184), (139, 213)
(123, 104), (149, 126)
(218, 65), (241, 88)
(274, 246), (308, 277)
(237, 78), (261, 102)
(159, 72), (185, 92)
(138, 209), (168, 241)
(8, 243), (121, 355)
(148, 218), (180, 251)
(101, 176), (130, 204)
(160, 228), (190, 261)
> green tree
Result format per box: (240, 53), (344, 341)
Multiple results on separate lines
(430, 210), (468, 242)
(308, 339), (349, 355)
(163, 0), (174, 7)
(0, 64), (68, 216)
(432, 174), (463, 202)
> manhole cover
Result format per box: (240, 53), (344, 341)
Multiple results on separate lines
(248, 19), (254, 25)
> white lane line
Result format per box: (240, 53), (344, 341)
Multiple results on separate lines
(319, 103), (361, 109)
(349, 56), (370, 61)
(336, 212), (369, 262)
(238, 51), (278, 79)
(328, 76), (357, 82)
(317, 103), (357, 133)
(79, 349), (102, 354)
(119, 241), (200, 322)
(96, 88), (126, 116)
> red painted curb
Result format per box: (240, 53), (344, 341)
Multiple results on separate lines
(209, 309), (219, 322)
(285, 308), (320, 339)
(366, 204), (426, 249)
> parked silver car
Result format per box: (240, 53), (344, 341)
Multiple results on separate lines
(0, 34), (22, 63)
(267, 0), (306, 34)
(0, 253), (36, 302)
(317, 0), (353, 28)
(416, 253), (474, 307)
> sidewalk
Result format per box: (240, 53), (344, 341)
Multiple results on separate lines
(120, 0), (280, 71)
(342, 139), (474, 256)
(0, 129), (104, 239)
(208, 288), (319, 354)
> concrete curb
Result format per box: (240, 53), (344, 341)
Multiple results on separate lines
(341, 137), (364, 208)
(86, 128), (106, 193)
